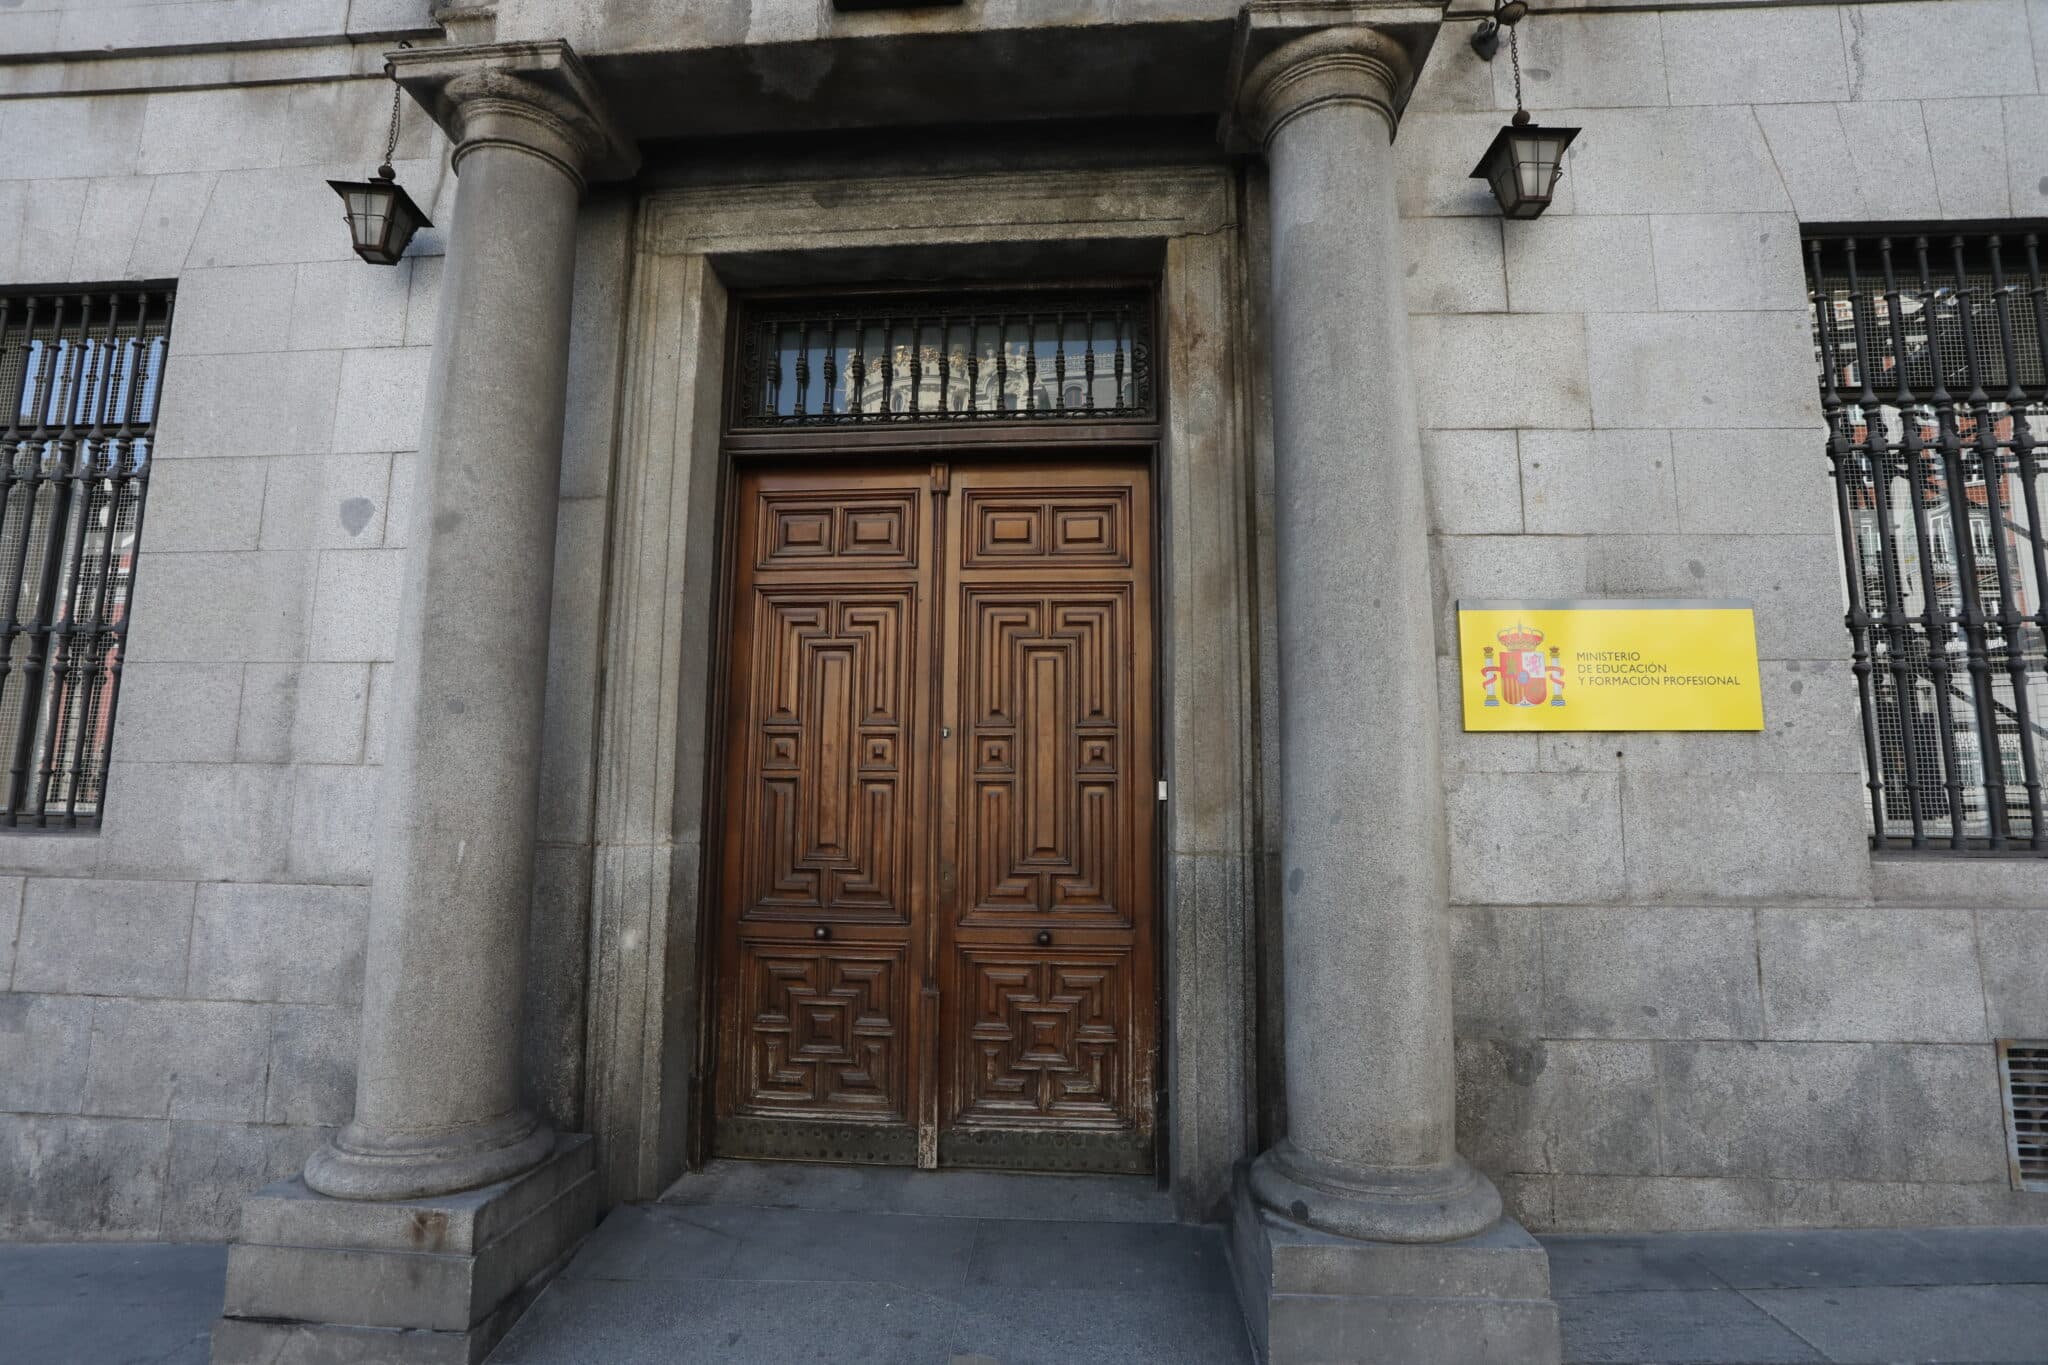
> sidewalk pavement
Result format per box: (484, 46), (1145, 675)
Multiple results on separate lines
(3, 1221), (2044, 1363)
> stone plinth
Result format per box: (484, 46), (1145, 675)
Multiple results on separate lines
(1230, 1166), (1561, 1365)
(214, 1135), (596, 1365)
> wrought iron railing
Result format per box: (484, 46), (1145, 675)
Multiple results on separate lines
(732, 288), (1153, 429)
(0, 288), (172, 829)
(1807, 231), (2048, 852)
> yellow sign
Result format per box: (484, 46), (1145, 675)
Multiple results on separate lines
(1458, 599), (1764, 732)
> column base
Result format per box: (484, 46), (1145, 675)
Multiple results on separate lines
(305, 1108), (556, 1201)
(1247, 1138), (1503, 1244)
(1230, 1163), (1561, 1365)
(213, 1133), (596, 1365)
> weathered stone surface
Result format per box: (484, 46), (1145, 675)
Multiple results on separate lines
(266, 1004), (361, 1127)
(143, 459), (268, 553)
(155, 351), (342, 459)
(1542, 908), (1762, 1041)
(0, 876), (18, 986)
(125, 550), (313, 665)
(1448, 771), (1624, 905)
(1583, 533), (1843, 661)
(1411, 313), (1591, 430)
(331, 347), (431, 455)
(0, 992), (93, 1114)
(1519, 429), (1676, 534)
(287, 763), (380, 885)
(0, 1114), (168, 1239)
(98, 763), (294, 883)
(1422, 429), (1522, 536)
(164, 1120), (324, 1241)
(1977, 908), (2048, 1038)
(309, 549), (403, 663)
(1620, 773), (1872, 903)
(1457, 1038), (1661, 1177)
(1660, 6), (1851, 105)
(1754, 101), (1939, 222)
(1569, 107), (1791, 216)
(110, 662), (244, 764)
(1758, 910), (1989, 1044)
(82, 998), (271, 1122)
(1671, 429), (1834, 536)
(14, 878), (195, 998)
(1648, 213), (1807, 313)
(288, 663), (373, 765)
(1657, 1041), (2007, 1185)
(1586, 311), (1819, 430)
(1448, 906), (1542, 1039)
(1504, 216), (1658, 315)
(1842, 0), (2035, 101)
(1402, 214), (1506, 315)
(1490, 11), (1665, 111)
(189, 883), (367, 1006)
(261, 455), (395, 552)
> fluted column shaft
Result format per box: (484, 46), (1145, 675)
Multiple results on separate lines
(1241, 27), (1501, 1244)
(305, 46), (629, 1201)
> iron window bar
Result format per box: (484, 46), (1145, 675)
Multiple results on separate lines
(1806, 231), (2048, 853)
(0, 286), (173, 830)
(732, 288), (1154, 429)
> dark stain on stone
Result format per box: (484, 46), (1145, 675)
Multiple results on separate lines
(434, 510), (462, 533)
(1290, 1200), (1310, 1222)
(1497, 1038), (1546, 1086)
(445, 698), (466, 714)
(1790, 679), (1804, 694)
(1687, 559), (1706, 579)
(1287, 867), (1304, 893)
(407, 1210), (449, 1251)
(339, 497), (375, 536)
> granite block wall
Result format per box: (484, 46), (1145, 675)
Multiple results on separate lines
(1401, 0), (2048, 1230)
(0, 5), (625, 1238)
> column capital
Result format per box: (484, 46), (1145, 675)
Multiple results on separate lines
(391, 39), (639, 188)
(1237, 24), (1415, 147)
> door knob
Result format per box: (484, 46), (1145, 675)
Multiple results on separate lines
(815, 925), (831, 941)
(1036, 930), (1052, 946)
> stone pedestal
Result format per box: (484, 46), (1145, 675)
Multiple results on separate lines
(214, 1136), (597, 1365)
(1231, 1166), (1560, 1365)
(1230, 19), (1560, 1363)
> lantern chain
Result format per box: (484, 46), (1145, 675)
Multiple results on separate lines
(1508, 23), (1528, 126)
(380, 40), (411, 176)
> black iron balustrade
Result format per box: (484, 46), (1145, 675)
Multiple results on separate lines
(0, 287), (173, 829)
(733, 288), (1153, 428)
(1807, 231), (2048, 852)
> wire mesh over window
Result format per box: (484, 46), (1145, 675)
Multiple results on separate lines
(0, 288), (172, 830)
(731, 288), (1153, 428)
(1806, 232), (2047, 853)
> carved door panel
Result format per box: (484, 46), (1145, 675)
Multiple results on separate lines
(935, 462), (1158, 1174)
(712, 465), (931, 1164)
(712, 459), (1157, 1173)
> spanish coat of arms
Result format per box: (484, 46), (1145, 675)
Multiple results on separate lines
(1479, 624), (1566, 708)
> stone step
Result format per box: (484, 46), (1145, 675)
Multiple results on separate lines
(660, 1158), (1177, 1223)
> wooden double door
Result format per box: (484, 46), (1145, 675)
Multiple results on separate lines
(710, 456), (1158, 1173)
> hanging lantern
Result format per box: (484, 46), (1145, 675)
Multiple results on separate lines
(328, 163), (430, 265)
(1470, 113), (1580, 219)
(329, 48), (431, 265)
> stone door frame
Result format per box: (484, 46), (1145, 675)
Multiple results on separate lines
(583, 165), (1261, 1218)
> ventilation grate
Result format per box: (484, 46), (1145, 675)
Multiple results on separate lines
(1999, 1039), (2048, 1191)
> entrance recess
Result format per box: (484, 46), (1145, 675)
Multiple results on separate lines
(710, 457), (1158, 1173)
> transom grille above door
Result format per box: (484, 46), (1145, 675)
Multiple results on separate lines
(731, 288), (1154, 429)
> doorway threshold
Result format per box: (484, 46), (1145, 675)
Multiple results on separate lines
(660, 1158), (1176, 1224)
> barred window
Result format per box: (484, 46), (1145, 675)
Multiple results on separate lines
(0, 288), (172, 830)
(1805, 231), (2046, 853)
(731, 287), (1154, 430)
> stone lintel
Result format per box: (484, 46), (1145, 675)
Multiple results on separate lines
(213, 1135), (596, 1365)
(389, 39), (639, 184)
(1222, 0), (1447, 150)
(1230, 1167), (1562, 1365)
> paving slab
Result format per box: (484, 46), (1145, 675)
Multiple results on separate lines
(1556, 1288), (1831, 1364)
(1741, 1282), (2048, 1365)
(0, 1243), (225, 1365)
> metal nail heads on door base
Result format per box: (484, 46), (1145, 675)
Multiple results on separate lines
(814, 926), (831, 940)
(1036, 931), (1052, 946)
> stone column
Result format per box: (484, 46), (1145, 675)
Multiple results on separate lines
(302, 42), (635, 1203)
(1229, 24), (1558, 1364)
(214, 41), (635, 1365)
(1241, 23), (1498, 1248)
